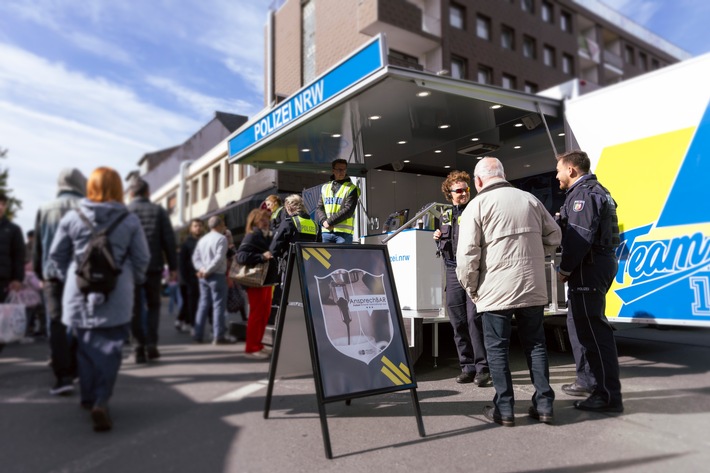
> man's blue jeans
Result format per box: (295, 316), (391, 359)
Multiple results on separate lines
(321, 232), (353, 244)
(481, 305), (554, 417)
(193, 273), (227, 342)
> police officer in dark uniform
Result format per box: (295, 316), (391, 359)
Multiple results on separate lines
(434, 170), (490, 386)
(555, 150), (623, 413)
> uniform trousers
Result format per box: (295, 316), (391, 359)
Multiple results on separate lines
(445, 266), (487, 375)
(566, 253), (622, 404)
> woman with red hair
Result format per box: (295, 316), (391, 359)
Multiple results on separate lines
(49, 167), (150, 432)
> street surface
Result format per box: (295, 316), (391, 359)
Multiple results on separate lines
(1, 305), (709, 473)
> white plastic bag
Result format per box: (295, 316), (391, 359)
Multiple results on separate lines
(0, 292), (28, 343)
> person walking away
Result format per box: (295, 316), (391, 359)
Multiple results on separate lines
(0, 192), (25, 354)
(33, 168), (86, 395)
(433, 170), (490, 387)
(555, 150), (624, 413)
(237, 208), (278, 357)
(191, 216), (235, 345)
(49, 167), (149, 432)
(178, 219), (204, 333)
(457, 157), (561, 427)
(315, 159), (360, 244)
(127, 178), (177, 364)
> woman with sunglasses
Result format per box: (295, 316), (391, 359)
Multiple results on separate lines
(433, 170), (490, 387)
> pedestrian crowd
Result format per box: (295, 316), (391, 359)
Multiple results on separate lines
(0, 151), (622, 432)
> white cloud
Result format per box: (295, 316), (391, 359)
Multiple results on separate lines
(0, 42), (202, 234)
(601, 0), (662, 25)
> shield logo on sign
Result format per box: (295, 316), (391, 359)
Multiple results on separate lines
(315, 269), (394, 365)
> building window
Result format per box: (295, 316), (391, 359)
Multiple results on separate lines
(476, 15), (491, 40)
(542, 1), (553, 23)
(523, 35), (536, 59)
(562, 53), (574, 74)
(521, 0), (534, 14)
(226, 162), (234, 187)
(451, 56), (467, 79)
(213, 165), (221, 193)
(543, 45), (556, 67)
(639, 52), (648, 71)
(167, 193), (177, 216)
(191, 178), (199, 204)
(560, 11), (573, 33)
(201, 173), (209, 199)
(302, 0), (316, 84)
(477, 65), (492, 85)
(502, 74), (516, 90)
(625, 45), (635, 65)
(501, 25), (515, 50)
(524, 82), (538, 94)
(651, 58), (660, 70)
(450, 3), (465, 29)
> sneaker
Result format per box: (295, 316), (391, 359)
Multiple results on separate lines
(474, 372), (491, 387)
(245, 349), (270, 359)
(50, 378), (75, 396)
(213, 335), (237, 345)
(91, 406), (113, 432)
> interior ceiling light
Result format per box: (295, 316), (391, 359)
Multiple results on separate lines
(276, 161), (284, 164)
(369, 115), (381, 120)
(438, 124), (451, 129)
(515, 123), (523, 127)
(558, 132), (565, 136)
(397, 140), (407, 145)
(364, 153), (372, 157)
(403, 160), (410, 163)
(416, 91), (431, 97)
(301, 148), (310, 152)
(434, 150), (442, 153)
(490, 104), (502, 109)
(476, 156), (484, 160)
(514, 145), (522, 149)
(332, 133), (341, 138)
(523, 164), (531, 168)
(444, 165), (451, 169)
(471, 137), (479, 141)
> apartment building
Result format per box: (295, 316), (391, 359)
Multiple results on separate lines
(269, 0), (689, 100)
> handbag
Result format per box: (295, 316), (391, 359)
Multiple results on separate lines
(229, 259), (270, 287)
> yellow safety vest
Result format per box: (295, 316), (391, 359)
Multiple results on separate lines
(271, 206), (283, 221)
(293, 216), (318, 240)
(321, 181), (360, 234)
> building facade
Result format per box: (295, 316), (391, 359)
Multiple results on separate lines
(269, 0), (689, 100)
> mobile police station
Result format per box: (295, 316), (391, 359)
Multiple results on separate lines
(226, 35), (710, 359)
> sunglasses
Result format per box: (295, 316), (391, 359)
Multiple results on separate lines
(450, 187), (470, 194)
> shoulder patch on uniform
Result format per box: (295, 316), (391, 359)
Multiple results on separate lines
(573, 200), (585, 212)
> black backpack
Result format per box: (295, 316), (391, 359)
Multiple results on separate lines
(75, 210), (129, 301)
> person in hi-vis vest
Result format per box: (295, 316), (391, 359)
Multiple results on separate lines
(316, 159), (360, 244)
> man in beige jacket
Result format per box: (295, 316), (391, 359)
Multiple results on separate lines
(456, 157), (561, 427)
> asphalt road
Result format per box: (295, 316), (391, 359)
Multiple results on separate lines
(1, 307), (709, 473)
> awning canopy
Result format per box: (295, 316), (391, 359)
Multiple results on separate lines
(228, 36), (565, 181)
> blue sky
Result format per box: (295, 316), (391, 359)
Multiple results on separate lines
(1, 0), (709, 235)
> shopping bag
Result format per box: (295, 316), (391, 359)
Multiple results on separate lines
(0, 293), (27, 343)
(228, 259), (269, 287)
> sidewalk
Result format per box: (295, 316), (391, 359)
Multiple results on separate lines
(1, 303), (709, 473)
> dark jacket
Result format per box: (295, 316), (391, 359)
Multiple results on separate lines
(179, 235), (199, 285)
(269, 212), (320, 260)
(236, 228), (279, 285)
(558, 174), (620, 277)
(438, 203), (467, 268)
(128, 197), (177, 274)
(0, 216), (25, 283)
